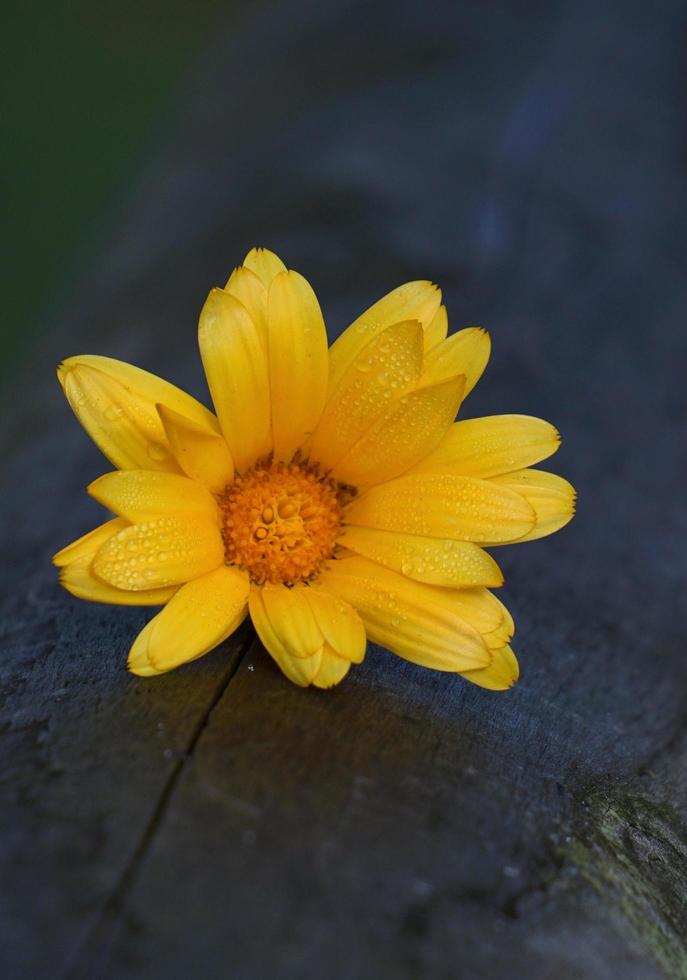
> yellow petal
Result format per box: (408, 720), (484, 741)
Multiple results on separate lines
(338, 525), (503, 587)
(482, 594), (515, 649)
(57, 355), (218, 471)
(248, 587), (322, 686)
(421, 328), (490, 395)
(88, 470), (219, 523)
(448, 586), (506, 636)
(460, 645), (519, 690)
(415, 414), (560, 477)
(307, 320), (424, 470)
(331, 375), (466, 487)
(267, 270), (329, 461)
(316, 557), (491, 671)
(198, 288), (272, 472)
(128, 618), (163, 676)
(242, 246), (287, 288)
(327, 281), (442, 393)
(93, 516), (224, 590)
(136, 565), (249, 673)
(311, 645), (352, 689)
(157, 403), (234, 492)
(423, 304), (448, 350)
(55, 517), (177, 606)
(60, 555), (178, 606)
(305, 588), (366, 663)
(224, 265), (268, 350)
(486, 469), (576, 544)
(53, 517), (127, 567)
(345, 472), (536, 543)
(257, 582), (323, 658)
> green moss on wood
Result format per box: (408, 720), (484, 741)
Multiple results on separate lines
(566, 791), (687, 978)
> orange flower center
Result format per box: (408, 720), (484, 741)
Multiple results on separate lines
(220, 461), (354, 585)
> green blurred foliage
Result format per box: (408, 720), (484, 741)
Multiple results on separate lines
(1, 1), (233, 382)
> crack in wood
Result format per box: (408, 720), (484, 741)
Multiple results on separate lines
(59, 633), (256, 980)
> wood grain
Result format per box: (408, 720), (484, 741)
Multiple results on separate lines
(1, 1), (686, 977)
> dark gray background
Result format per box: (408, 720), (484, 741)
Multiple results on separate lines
(1, 1), (686, 977)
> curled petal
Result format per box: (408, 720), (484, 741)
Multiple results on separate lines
(57, 355), (218, 471)
(158, 403), (234, 492)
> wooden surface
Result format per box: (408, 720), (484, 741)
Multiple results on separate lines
(2, 1), (686, 977)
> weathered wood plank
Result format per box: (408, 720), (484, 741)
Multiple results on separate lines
(2, 0), (686, 978)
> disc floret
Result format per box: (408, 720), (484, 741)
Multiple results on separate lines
(220, 460), (353, 584)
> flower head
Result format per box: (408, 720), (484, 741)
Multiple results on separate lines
(54, 248), (575, 689)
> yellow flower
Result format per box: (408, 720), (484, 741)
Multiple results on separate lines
(53, 247), (575, 690)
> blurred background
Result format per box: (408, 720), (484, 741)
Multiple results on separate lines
(2, 2), (686, 977)
(2, 0), (242, 386)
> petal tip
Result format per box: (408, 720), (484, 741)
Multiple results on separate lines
(56, 356), (83, 389)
